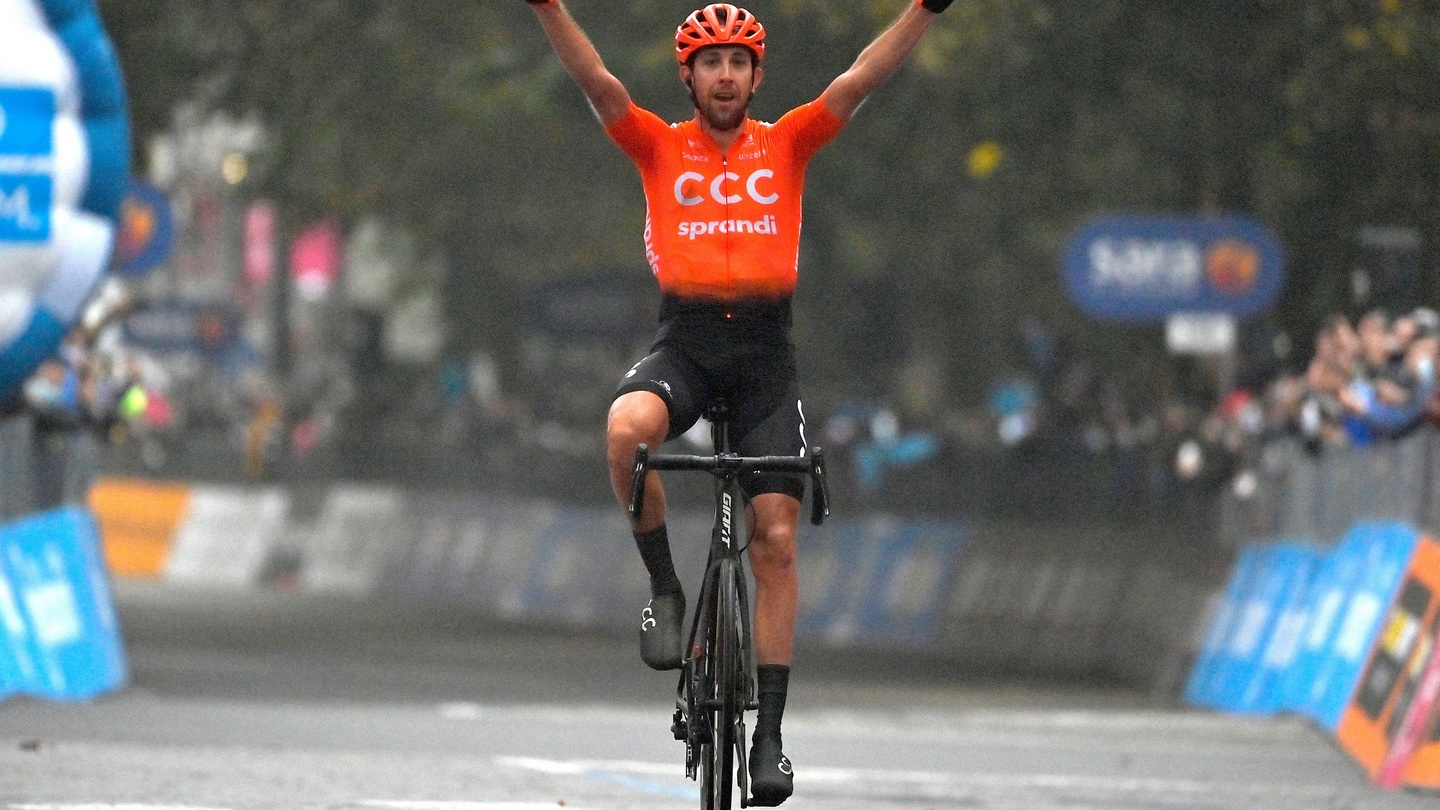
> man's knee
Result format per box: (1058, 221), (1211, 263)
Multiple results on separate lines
(607, 392), (668, 457)
(749, 520), (797, 578)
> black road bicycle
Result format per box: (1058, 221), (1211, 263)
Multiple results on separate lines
(629, 404), (830, 809)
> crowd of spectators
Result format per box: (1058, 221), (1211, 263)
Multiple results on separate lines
(1068, 306), (1440, 531)
(799, 306), (1440, 527)
(1130, 305), (1440, 515)
(0, 275), (195, 512)
(273, 304), (1440, 525)
(10, 326), (172, 508)
(1283, 307), (1440, 451)
(33, 277), (1439, 534)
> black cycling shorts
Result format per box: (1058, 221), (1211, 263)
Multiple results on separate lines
(614, 296), (808, 501)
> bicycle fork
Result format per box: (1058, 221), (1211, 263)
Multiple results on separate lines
(675, 553), (720, 780)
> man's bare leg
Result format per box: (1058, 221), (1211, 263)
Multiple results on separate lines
(747, 492), (800, 805)
(606, 391), (684, 670)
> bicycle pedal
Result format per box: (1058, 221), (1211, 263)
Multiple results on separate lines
(671, 709), (688, 741)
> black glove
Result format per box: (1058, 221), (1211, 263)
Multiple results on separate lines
(920, 0), (954, 12)
(526, 0), (554, 5)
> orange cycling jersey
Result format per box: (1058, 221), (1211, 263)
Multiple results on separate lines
(606, 99), (845, 302)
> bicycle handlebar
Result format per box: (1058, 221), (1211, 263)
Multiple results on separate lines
(629, 444), (831, 526)
(647, 453), (813, 473)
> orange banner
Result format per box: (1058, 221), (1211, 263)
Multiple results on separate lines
(1389, 624), (1440, 789)
(87, 478), (191, 578)
(1335, 537), (1440, 782)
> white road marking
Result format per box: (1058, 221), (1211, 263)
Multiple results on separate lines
(496, 756), (696, 800)
(437, 702), (487, 720)
(9, 795), (584, 801)
(494, 756), (586, 775)
(10, 806), (232, 810)
(362, 804), (581, 810)
(498, 756), (1351, 801)
(499, 756), (673, 777)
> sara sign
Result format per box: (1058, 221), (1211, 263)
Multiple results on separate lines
(114, 181), (174, 278)
(1062, 215), (1284, 322)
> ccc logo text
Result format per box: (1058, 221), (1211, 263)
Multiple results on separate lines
(674, 169), (779, 207)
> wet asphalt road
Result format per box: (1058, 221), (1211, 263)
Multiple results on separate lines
(0, 581), (1431, 809)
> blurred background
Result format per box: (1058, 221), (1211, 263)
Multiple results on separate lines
(72, 1), (1436, 521)
(6, 0), (1440, 690)
(8, 2), (1440, 802)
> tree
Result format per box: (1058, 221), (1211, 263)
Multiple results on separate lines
(99, 0), (1440, 406)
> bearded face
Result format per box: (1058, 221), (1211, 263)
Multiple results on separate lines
(683, 45), (762, 132)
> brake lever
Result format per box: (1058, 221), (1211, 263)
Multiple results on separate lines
(809, 446), (830, 526)
(629, 444), (649, 521)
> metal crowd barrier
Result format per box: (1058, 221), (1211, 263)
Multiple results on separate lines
(1221, 431), (1440, 548)
(0, 411), (102, 522)
(0, 412), (37, 522)
(85, 476), (1218, 693)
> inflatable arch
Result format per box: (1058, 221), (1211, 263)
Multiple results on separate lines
(0, 0), (130, 406)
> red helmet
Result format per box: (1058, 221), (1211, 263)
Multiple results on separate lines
(675, 4), (766, 65)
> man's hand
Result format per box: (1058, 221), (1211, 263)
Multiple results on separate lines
(919, 0), (954, 12)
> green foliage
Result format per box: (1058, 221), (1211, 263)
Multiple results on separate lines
(99, 0), (1440, 402)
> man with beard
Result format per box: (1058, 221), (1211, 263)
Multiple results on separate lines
(525, 2), (952, 804)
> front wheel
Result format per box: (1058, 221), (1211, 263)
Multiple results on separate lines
(701, 561), (743, 809)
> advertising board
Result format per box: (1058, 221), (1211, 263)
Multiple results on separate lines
(1063, 215), (1284, 322)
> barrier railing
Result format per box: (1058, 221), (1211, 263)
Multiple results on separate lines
(0, 413), (37, 523)
(1195, 429), (1440, 791)
(4, 400), (1225, 703)
(85, 476), (1219, 694)
(5, 401), (1224, 703)
(1220, 432), (1438, 548)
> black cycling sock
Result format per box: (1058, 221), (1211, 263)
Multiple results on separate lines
(755, 664), (789, 740)
(634, 525), (682, 597)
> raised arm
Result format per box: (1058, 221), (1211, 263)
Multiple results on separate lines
(818, 0), (949, 122)
(528, 0), (631, 126)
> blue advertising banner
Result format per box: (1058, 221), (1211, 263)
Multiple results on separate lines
(1062, 215), (1285, 322)
(0, 173), (51, 243)
(0, 87), (54, 156)
(1209, 544), (1291, 712)
(0, 506), (127, 701)
(795, 516), (968, 649)
(851, 519), (968, 647)
(1185, 544), (1265, 708)
(0, 89), (55, 243)
(1306, 522), (1418, 732)
(0, 556), (41, 699)
(1273, 528), (1374, 717)
(1243, 542), (1323, 715)
(1233, 542), (1323, 714)
(519, 503), (630, 628)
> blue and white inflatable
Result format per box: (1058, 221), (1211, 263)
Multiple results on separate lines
(0, 0), (129, 406)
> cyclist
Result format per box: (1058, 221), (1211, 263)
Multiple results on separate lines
(525, 1), (952, 804)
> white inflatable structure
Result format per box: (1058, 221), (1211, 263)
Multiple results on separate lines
(0, 0), (129, 406)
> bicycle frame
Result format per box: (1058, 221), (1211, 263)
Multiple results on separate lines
(628, 410), (829, 809)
